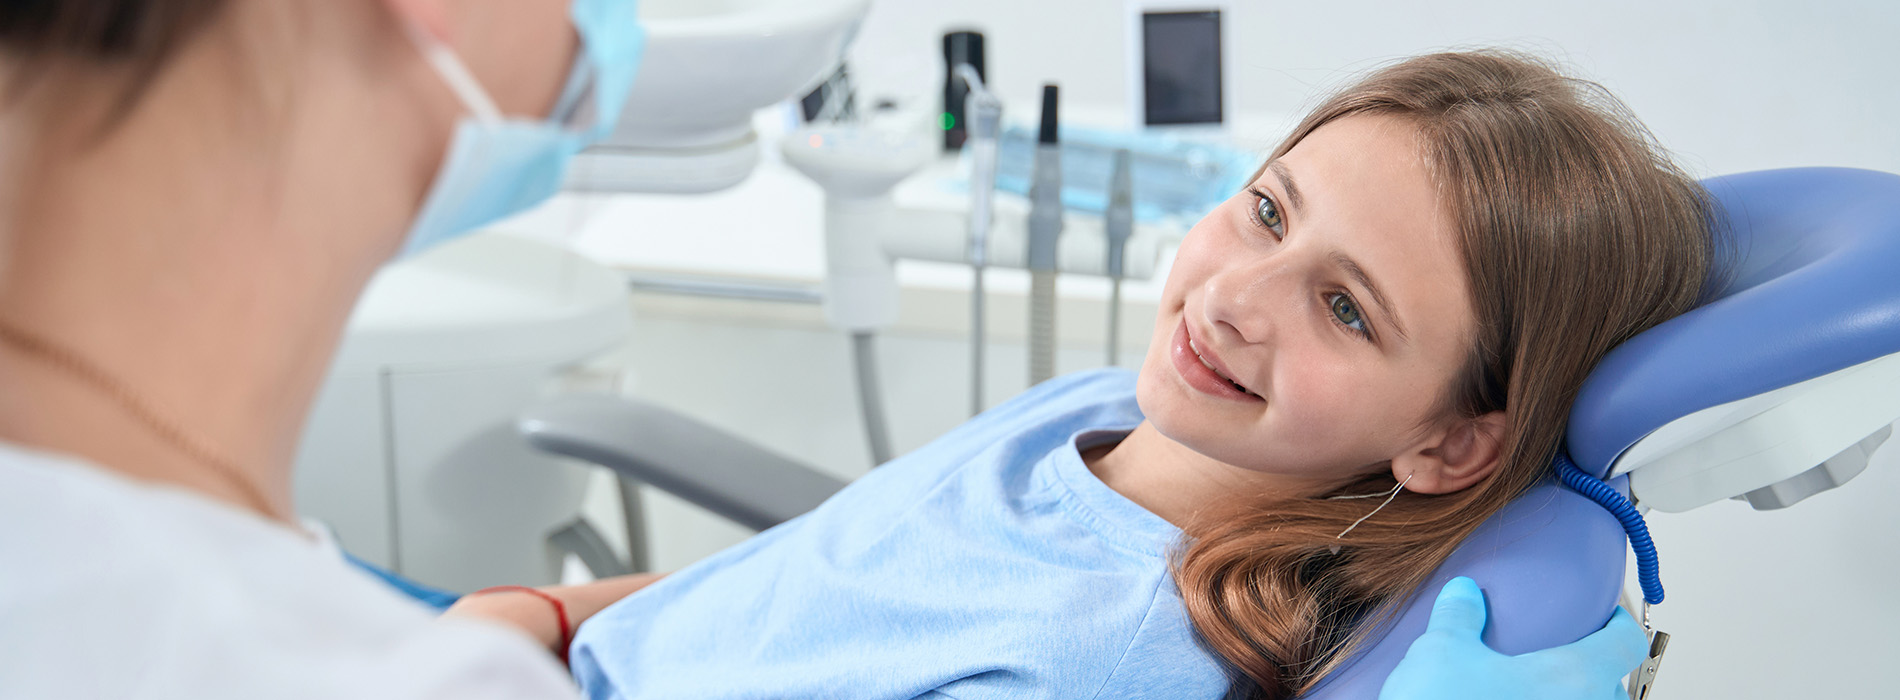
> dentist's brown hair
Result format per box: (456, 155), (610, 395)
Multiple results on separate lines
(0, 0), (229, 126)
(1173, 50), (1716, 699)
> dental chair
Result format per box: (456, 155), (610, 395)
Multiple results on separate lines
(516, 167), (1900, 697)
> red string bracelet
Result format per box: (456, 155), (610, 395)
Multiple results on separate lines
(470, 585), (572, 666)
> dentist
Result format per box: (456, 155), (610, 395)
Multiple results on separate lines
(0, 1), (1645, 698)
(0, 0), (649, 697)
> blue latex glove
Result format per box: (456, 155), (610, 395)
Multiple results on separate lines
(1380, 577), (1648, 700)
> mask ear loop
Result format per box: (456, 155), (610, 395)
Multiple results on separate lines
(1327, 472), (1413, 553)
(401, 20), (505, 124)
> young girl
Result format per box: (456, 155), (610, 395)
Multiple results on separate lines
(522, 51), (1713, 699)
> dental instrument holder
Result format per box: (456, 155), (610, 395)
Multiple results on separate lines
(1104, 149), (1134, 367)
(941, 31), (986, 151)
(955, 64), (1003, 415)
(780, 125), (936, 465)
(1026, 85), (1063, 386)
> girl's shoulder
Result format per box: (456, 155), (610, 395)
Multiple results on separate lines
(873, 369), (1140, 480)
(820, 368), (1145, 536)
(958, 368), (1142, 440)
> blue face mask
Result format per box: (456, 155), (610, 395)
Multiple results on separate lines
(397, 0), (643, 259)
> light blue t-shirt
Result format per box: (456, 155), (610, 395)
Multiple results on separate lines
(568, 369), (1230, 699)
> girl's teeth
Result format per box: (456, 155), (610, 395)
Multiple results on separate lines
(1190, 341), (1222, 375)
(1191, 338), (1251, 395)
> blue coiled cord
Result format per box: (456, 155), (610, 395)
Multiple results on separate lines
(1554, 451), (1664, 605)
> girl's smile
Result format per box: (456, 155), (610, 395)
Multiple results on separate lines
(1170, 318), (1264, 402)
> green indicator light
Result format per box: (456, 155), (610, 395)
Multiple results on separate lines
(941, 112), (956, 130)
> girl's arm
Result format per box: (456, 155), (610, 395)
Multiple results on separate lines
(443, 573), (668, 659)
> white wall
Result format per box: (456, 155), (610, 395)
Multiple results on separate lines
(846, 0), (1900, 177)
(597, 2), (1896, 699)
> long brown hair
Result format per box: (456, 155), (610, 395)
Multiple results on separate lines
(1173, 50), (1716, 698)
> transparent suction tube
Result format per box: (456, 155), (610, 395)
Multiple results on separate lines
(956, 64), (1002, 415)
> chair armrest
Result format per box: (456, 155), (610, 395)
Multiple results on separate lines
(517, 394), (848, 531)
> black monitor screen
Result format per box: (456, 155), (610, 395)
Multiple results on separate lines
(1143, 10), (1222, 125)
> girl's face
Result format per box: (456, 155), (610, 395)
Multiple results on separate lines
(1135, 114), (1478, 490)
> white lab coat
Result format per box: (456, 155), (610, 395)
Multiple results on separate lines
(0, 441), (579, 699)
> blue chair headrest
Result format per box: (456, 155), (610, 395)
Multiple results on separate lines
(1314, 167), (1900, 697)
(1569, 167), (1900, 478)
(1307, 480), (1627, 698)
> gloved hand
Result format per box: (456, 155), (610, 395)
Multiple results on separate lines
(1380, 576), (1648, 700)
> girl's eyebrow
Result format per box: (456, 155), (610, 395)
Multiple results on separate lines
(1266, 159), (1410, 343)
(1267, 161), (1305, 215)
(1330, 251), (1411, 343)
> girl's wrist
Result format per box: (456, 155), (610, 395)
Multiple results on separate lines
(449, 586), (573, 664)
(440, 573), (667, 665)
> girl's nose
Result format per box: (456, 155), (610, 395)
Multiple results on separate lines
(1199, 255), (1297, 347)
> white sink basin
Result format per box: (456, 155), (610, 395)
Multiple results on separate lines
(610, 0), (869, 150)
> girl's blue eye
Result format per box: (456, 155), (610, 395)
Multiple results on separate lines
(1249, 189), (1285, 238)
(1329, 293), (1371, 339)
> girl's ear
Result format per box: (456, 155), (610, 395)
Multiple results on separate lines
(1392, 411), (1509, 495)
